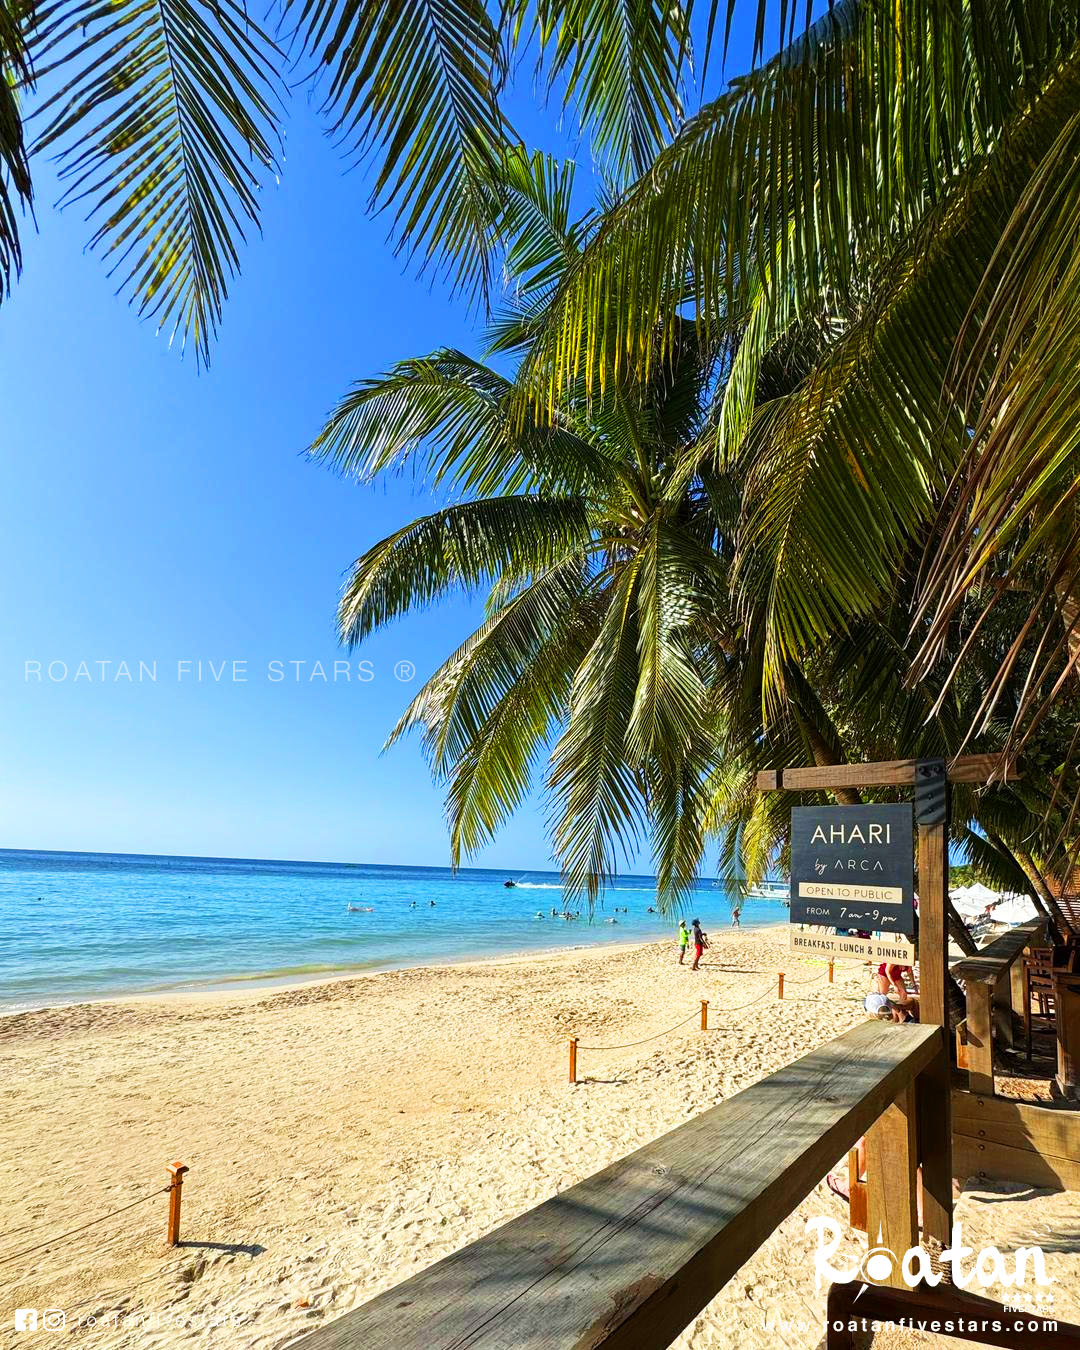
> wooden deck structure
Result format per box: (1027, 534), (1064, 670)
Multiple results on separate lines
(295, 1022), (945, 1350)
(952, 921), (1046, 1095)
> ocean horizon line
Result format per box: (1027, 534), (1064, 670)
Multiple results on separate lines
(0, 843), (757, 885)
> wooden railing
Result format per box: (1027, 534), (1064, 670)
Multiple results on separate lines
(949, 919), (1080, 1192)
(951, 920), (1045, 1095)
(295, 1021), (946, 1350)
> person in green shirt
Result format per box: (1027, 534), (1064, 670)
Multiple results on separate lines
(677, 919), (690, 964)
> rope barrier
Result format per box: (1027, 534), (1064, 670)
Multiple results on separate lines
(569, 962), (842, 1080)
(783, 972), (831, 993)
(711, 981), (780, 1013)
(0, 1186), (171, 1269)
(577, 1009), (699, 1052)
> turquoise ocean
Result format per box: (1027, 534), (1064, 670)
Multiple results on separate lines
(0, 849), (787, 1013)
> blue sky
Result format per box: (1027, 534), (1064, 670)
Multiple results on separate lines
(0, 18), (767, 869)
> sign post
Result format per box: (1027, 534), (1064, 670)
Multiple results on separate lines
(756, 756), (986, 1258)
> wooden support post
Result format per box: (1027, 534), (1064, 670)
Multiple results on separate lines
(568, 1038), (578, 1085)
(700, 1000), (709, 1031)
(955, 1019), (970, 1070)
(865, 1081), (918, 1288)
(1054, 974), (1080, 1101)
(166, 1161), (188, 1247)
(1009, 957), (1025, 1033)
(992, 972), (1014, 1050)
(916, 1034), (953, 1256)
(914, 763), (953, 1253)
(917, 812), (948, 1030)
(966, 983), (995, 1097)
(778, 972), (784, 1000)
(828, 960), (834, 984)
(847, 1147), (867, 1233)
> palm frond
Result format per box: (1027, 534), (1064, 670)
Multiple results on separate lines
(338, 495), (592, 645)
(310, 347), (616, 498)
(524, 0), (1080, 401)
(0, 0), (32, 300)
(30, 0), (283, 363)
(289, 0), (510, 297)
(547, 555), (647, 899)
(912, 80), (1080, 758)
(526, 0), (691, 184)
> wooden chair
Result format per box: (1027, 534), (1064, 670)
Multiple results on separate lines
(1023, 948), (1056, 1060)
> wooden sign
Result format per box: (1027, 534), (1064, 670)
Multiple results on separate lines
(790, 803), (915, 934)
(789, 928), (916, 963)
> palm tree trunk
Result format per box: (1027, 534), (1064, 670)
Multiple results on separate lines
(947, 900), (978, 956)
(988, 831), (1067, 940)
(794, 710), (863, 806)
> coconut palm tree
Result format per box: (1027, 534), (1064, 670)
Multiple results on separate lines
(522, 0), (1080, 768)
(311, 148), (1080, 914)
(310, 150), (736, 903)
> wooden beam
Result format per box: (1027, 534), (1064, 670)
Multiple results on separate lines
(917, 1045), (954, 1256)
(953, 1088), (1080, 1189)
(865, 1083), (918, 1286)
(293, 1023), (942, 1350)
(951, 922), (1046, 986)
(755, 753), (1021, 793)
(1054, 973), (1080, 1100)
(920, 822), (949, 1031)
(992, 975), (1014, 1049)
(847, 1149), (867, 1233)
(1009, 959), (1026, 1034)
(965, 983), (994, 1096)
(954, 1134), (1080, 1191)
(953, 1090), (1080, 1162)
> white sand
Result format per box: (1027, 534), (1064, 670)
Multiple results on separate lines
(1, 929), (1077, 1348)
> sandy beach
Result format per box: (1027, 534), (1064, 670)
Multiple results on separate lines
(2, 928), (1077, 1349)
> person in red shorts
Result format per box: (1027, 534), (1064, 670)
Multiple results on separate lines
(877, 961), (916, 999)
(690, 917), (709, 970)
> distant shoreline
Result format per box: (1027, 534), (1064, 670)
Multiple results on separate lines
(0, 926), (792, 1021)
(2, 848), (787, 1015)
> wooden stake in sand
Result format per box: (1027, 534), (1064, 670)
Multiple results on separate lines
(700, 1000), (708, 1031)
(568, 1038), (578, 1085)
(166, 1161), (188, 1246)
(778, 972), (785, 1000)
(828, 960), (834, 984)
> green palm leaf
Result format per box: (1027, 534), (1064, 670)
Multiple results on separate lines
(526, 0), (1080, 400)
(289, 0), (510, 297)
(547, 555), (647, 899)
(0, 0), (32, 300)
(524, 0), (691, 183)
(29, 0), (282, 363)
(338, 495), (592, 645)
(913, 89), (1080, 756)
(310, 347), (614, 498)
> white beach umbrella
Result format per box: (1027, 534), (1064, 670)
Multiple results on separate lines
(990, 895), (1039, 926)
